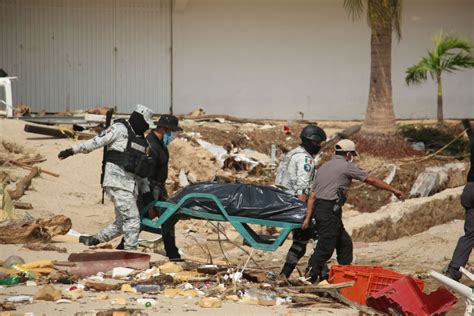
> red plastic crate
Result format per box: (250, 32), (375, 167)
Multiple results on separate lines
(329, 265), (425, 304)
(366, 276), (457, 315)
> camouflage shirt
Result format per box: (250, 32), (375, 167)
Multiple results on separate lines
(71, 122), (150, 194)
(275, 146), (316, 196)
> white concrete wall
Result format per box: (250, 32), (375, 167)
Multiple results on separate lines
(172, 0), (474, 120)
(0, 0), (171, 114)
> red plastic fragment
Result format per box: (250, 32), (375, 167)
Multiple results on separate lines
(329, 265), (425, 304)
(366, 276), (457, 315)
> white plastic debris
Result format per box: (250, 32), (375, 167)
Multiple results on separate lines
(7, 295), (33, 303)
(184, 283), (194, 290)
(26, 280), (37, 287)
(112, 267), (135, 278)
(196, 139), (228, 167)
(56, 299), (72, 304)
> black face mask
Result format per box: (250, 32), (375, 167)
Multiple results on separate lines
(128, 111), (149, 136)
(302, 139), (321, 156)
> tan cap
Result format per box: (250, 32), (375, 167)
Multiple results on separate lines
(335, 139), (358, 156)
(134, 104), (156, 129)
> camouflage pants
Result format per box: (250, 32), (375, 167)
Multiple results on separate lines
(95, 187), (140, 250)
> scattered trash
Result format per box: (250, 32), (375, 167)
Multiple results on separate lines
(134, 284), (161, 293)
(26, 280), (37, 287)
(329, 265), (425, 305)
(0, 275), (20, 286)
(34, 284), (62, 301)
(159, 262), (183, 274)
(68, 251), (150, 277)
(56, 299), (73, 304)
(121, 283), (137, 293)
(85, 281), (120, 292)
(198, 297), (222, 308)
(367, 276), (457, 315)
(196, 139), (229, 167)
(3, 255), (25, 268)
(112, 267), (135, 279)
(242, 288), (277, 306)
(62, 285), (84, 300)
(137, 298), (157, 307)
(7, 295), (33, 303)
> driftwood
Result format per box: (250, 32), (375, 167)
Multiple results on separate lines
(7, 166), (40, 200)
(23, 242), (67, 253)
(24, 123), (94, 140)
(12, 201), (33, 209)
(8, 159), (59, 177)
(0, 215), (72, 244)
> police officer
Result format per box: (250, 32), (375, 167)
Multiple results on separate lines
(276, 125), (327, 278)
(140, 114), (183, 260)
(58, 104), (155, 250)
(445, 119), (474, 281)
(304, 139), (405, 283)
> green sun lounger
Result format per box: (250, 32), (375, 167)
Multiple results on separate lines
(140, 192), (302, 251)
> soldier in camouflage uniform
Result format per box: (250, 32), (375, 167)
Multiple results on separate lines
(58, 104), (155, 250)
(275, 125), (327, 278)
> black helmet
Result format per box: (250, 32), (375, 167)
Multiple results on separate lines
(300, 125), (327, 143)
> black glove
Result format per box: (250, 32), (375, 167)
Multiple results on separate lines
(58, 148), (74, 160)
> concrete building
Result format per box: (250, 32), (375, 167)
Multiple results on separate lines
(1, 0), (473, 119)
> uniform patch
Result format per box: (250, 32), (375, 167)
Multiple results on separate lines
(304, 163), (311, 172)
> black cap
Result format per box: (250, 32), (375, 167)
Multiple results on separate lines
(154, 114), (182, 131)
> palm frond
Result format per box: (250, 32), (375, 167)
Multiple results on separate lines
(405, 58), (432, 85)
(390, 0), (402, 41)
(434, 31), (473, 58)
(343, 0), (364, 20)
(440, 53), (474, 73)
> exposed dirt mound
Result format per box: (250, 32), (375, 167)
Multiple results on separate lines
(350, 132), (422, 159)
(351, 191), (464, 242)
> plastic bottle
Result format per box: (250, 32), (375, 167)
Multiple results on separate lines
(0, 275), (21, 286)
(134, 284), (161, 293)
(137, 298), (157, 307)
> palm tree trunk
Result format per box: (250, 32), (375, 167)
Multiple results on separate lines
(361, 23), (397, 135)
(437, 75), (443, 124)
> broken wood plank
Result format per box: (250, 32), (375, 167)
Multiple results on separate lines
(12, 201), (33, 209)
(7, 166), (40, 200)
(24, 123), (94, 140)
(9, 160), (59, 177)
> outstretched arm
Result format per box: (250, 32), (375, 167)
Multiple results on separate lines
(365, 176), (405, 201)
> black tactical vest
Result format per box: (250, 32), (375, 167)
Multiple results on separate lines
(106, 119), (155, 178)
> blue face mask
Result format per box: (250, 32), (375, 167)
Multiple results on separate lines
(163, 131), (177, 146)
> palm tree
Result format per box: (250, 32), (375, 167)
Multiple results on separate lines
(405, 31), (474, 124)
(344, 0), (402, 135)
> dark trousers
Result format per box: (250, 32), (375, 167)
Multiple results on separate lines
(307, 200), (353, 280)
(280, 228), (313, 278)
(448, 183), (474, 280)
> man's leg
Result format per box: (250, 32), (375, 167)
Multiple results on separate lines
(335, 226), (353, 265)
(447, 184), (474, 280)
(97, 188), (140, 250)
(280, 229), (311, 278)
(83, 187), (125, 246)
(306, 202), (341, 282)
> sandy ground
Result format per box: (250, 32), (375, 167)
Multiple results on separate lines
(0, 118), (472, 315)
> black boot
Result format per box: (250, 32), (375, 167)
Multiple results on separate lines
(79, 235), (101, 246)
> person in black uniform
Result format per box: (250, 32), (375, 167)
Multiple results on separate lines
(304, 139), (405, 283)
(118, 114), (182, 260)
(445, 119), (474, 281)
